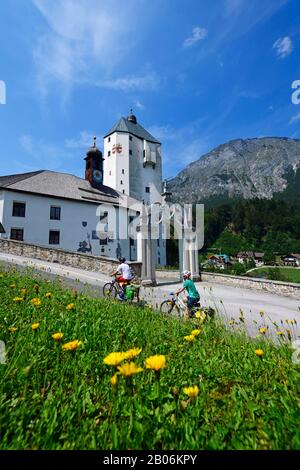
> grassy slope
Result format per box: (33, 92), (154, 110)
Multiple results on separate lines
(0, 268), (299, 450)
(248, 267), (300, 283)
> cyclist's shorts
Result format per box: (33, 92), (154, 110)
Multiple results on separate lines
(187, 296), (200, 310)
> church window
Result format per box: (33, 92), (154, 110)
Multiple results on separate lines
(108, 151), (111, 157)
(129, 135), (132, 141)
(108, 137), (111, 142)
(120, 180), (123, 185)
(109, 171), (111, 175)
(145, 187), (150, 193)
(122, 190), (125, 194)
(49, 230), (60, 245)
(10, 228), (24, 241)
(122, 169), (125, 174)
(50, 206), (61, 220)
(12, 202), (26, 217)
(129, 150), (132, 155)
(157, 239), (160, 247)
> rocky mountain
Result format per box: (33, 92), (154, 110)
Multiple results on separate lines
(168, 137), (300, 206)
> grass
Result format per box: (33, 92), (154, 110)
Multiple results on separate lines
(247, 267), (300, 284)
(0, 268), (300, 450)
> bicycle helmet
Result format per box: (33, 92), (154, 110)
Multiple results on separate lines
(182, 270), (191, 278)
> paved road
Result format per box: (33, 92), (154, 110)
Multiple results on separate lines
(0, 252), (299, 339)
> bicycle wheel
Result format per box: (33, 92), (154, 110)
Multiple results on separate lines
(160, 300), (180, 315)
(103, 283), (117, 298)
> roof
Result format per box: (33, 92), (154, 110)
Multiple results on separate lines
(104, 117), (161, 144)
(0, 170), (126, 205)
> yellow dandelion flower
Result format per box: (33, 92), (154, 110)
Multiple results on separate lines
(45, 292), (52, 298)
(52, 332), (64, 341)
(276, 330), (285, 336)
(13, 297), (23, 303)
(195, 310), (206, 322)
(117, 362), (143, 378)
(191, 329), (201, 336)
(8, 326), (17, 333)
(183, 385), (199, 399)
(62, 340), (82, 351)
(259, 327), (268, 334)
(103, 352), (126, 366)
(184, 335), (196, 342)
(31, 322), (40, 331)
(255, 349), (264, 357)
(145, 354), (166, 371)
(259, 310), (265, 317)
(21, 288), (27, 297)
(111, 374), (118, 386)
(287, 319), (295, 325)
(66, 303), (75, 311)
(30, 298), (41, 307)
(229, 320), (234, 326)
(123, 348), (142, 360)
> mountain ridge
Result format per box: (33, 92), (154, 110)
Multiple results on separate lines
(169, 137), (300, 206)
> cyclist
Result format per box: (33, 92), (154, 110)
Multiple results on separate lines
(111, 257), (133, 300)
(176, 270), (200, 317)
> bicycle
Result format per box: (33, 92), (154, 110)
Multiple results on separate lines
(103, 275), (140, 302)
(160, 293), (215, 320)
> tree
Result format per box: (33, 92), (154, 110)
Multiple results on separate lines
(263, 252), (276, 266)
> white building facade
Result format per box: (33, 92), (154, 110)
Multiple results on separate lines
(103, 113), (166, 266)
(0, 146), (140, 262)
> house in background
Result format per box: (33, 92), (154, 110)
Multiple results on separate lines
(207, 253), (232, 269)
(237, 251), (264, 267)
(282, 254), (300, 267)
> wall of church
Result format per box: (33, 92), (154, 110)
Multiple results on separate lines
(0, 191), (4, 225)
(103, 132), (130, 195)
(0, 190), (132, 260)
(103, 128), (166, 266)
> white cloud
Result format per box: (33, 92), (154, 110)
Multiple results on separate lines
(19, 134), (74, 170)
(289, 111), (300, 125)
(273, 36), (293, 59)
(148, 125), (178, 141)
(134, 100), (145, 111)
(64, 131), (96, 149)
(94, 72), (160, 91)
(32, 0), (143, 98)
(183, 27), (207, 48)
(224, 0), (244, 15)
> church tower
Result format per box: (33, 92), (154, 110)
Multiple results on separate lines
(103, 112), (166, 265)
(84, 137), (104, 189)
(103, 112), (162, 203)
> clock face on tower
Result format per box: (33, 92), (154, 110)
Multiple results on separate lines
(92, 169), (103, 184)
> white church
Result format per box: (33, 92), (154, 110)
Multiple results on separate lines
(0, 112), (167, 266)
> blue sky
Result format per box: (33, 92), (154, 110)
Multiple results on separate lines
(0, 0), (300, 180)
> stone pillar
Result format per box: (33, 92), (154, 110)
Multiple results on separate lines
(179, 205), (200, 282)
(136, 206), (157, 286)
